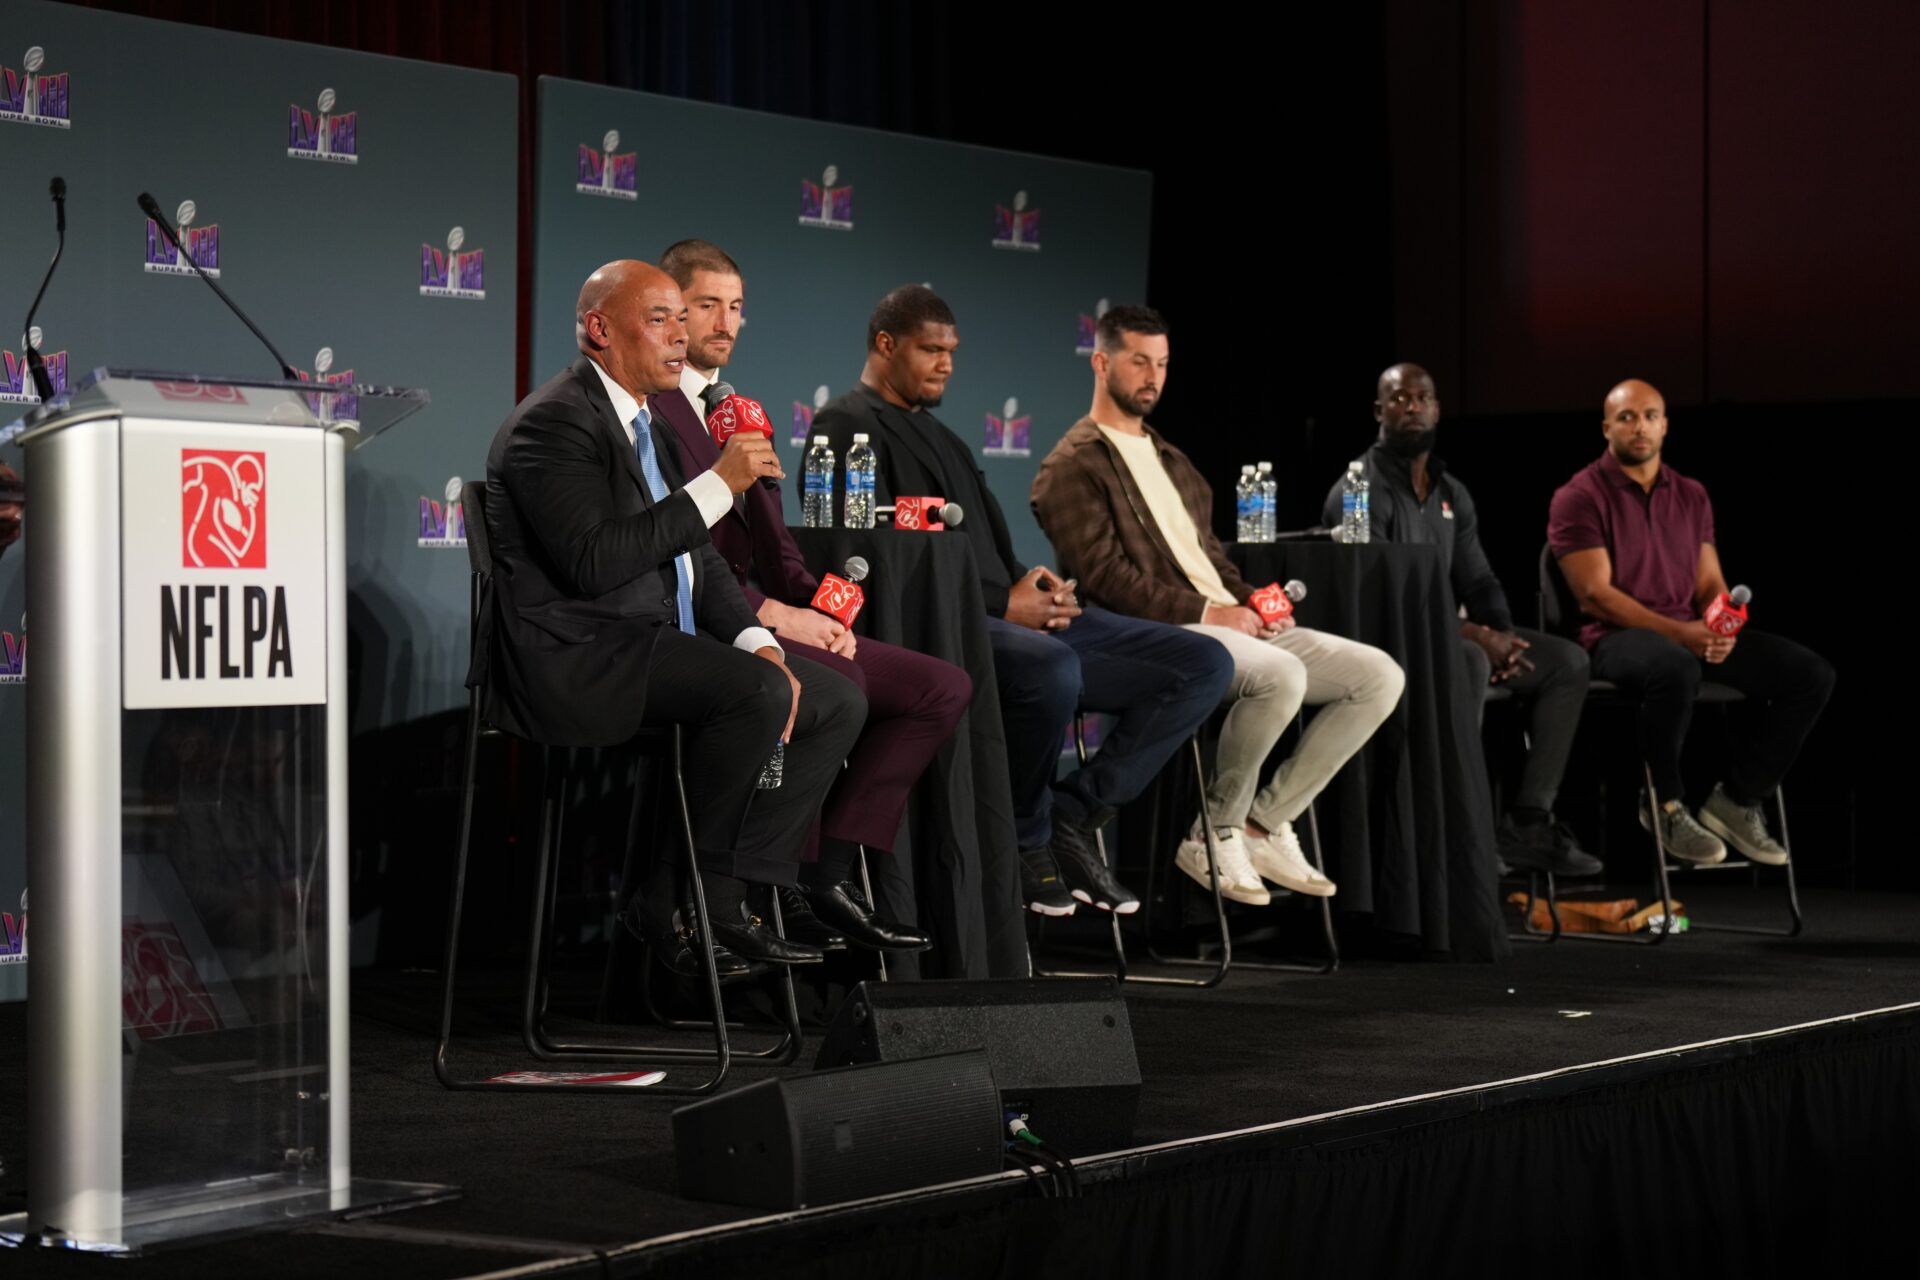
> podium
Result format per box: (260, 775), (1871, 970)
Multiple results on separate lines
(0, 372), (455, 1251)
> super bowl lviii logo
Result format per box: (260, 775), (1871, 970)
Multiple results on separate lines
(799, 165), (853, 231)
(1, 46), (70, 128)
(577, 129), (637, 199)
(1, 326), (68, 404)
(419, 476), (466, 549)
(992, 191), (1040, 251)
(145, 198), (220, 278)
(288, 86), (357, 163)
(1076, 298), (1110, 356)
(421, 226), (485, 300)
(1, 889), (25, 966)
(984, 397), (1031, 458)
(1, 612), (24, 686)
(792, 385), (829, 447)
(295, 346), (357, 424)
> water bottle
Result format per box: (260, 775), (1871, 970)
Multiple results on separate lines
(756, 740), (785, 790)
(803, 435), (835, 528)
(1256, 461), (1277, 543)
(1339, 460), (1370, 544)
(1235, 465), (1258, 542)
(844, 433), (876, 530)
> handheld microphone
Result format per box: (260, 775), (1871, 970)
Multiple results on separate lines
(703, 380), (781, 491)
(1248, 579), (1307, 626)
(137, 192), (299, 381)
(884, 497), (963, 531)
(20, 177), (66, 402)
(1703, 584), (1751, 637)
(810, 555), (871, 627)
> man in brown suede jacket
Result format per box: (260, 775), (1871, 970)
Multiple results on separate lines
(1031, 305), (1403, 904)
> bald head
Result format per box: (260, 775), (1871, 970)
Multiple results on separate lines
(575, 260), (688, 398)
(1601, 378), (1668, 470)
(1374, 361), (1440, 456)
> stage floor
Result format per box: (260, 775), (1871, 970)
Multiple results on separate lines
(2, 885), (1915, 1278)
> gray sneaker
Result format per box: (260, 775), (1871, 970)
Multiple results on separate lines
(1639, 792), (1728, 865)
(1697, 785), (1790, 866)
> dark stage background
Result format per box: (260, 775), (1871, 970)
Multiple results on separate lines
(67, 0), (1920, 896)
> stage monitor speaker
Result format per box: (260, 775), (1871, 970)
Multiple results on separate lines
(815, 977), (1139, 1155)
(672, 1049), (1002, 1210)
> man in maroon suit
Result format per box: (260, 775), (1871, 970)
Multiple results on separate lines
(648, 239), (972, 954)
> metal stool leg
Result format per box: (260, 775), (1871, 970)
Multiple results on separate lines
(1685, 784), (1804, 938)
(1203, 796), (1339, 974)
(855, 843), (888, 983)
(1551, 762), (1676, 947)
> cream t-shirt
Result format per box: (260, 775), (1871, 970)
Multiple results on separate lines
(1097, 425), (1237, 617)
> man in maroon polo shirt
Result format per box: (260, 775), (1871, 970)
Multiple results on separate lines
(1548, 379), (1834, 865)
(647, 239), (973, 957)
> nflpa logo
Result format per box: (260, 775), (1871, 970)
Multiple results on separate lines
(181, 450), (266, 569)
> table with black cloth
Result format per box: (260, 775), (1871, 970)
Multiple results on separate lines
(1229, 540), (1507, 961)
(790, 527), (1026, 980)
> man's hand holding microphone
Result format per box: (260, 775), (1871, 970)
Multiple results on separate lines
(712, 431), (783, 494)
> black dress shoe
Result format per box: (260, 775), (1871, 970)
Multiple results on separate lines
(708, 901), (826, 965)
(803, 881), (932, 952)
(777, 886), (849, 952)
(617, 898), (754, 981)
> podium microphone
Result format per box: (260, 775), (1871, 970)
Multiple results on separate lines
(704, 379), (780, 491)
(136, 192), (299, 381)
(20, 177), (66, 402)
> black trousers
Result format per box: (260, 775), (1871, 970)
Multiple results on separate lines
(1464, 626), (1590, 814)
(1588, 627), (1835, 805)
(638, 628), (867, 886)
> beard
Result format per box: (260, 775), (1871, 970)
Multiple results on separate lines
(1610, 437), (1660, 465)
(688, 336), (733, 370)
(1107, 377), (1159, 420)
(1382, 426), (1437, 458)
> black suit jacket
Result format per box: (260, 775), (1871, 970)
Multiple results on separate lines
(480, 356), (758, 746)
(806, 383), (1026, 615)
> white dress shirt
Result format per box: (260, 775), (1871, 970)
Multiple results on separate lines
(586, 358), (778, 654)
(679, 360), (721, 426)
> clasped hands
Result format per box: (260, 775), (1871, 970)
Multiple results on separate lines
(1466, 623), (1535, 684)
(1202, 602), (1292, 639)
(1005, 566), (1081, 632)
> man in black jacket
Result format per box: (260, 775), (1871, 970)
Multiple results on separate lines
(1322, 363), (1598, 877)
(483, 260), (867, 974)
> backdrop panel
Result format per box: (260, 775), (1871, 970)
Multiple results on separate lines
(0, 0), (518, 998)
(531, 77), (1152, 573)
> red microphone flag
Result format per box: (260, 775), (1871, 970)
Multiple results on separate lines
(810, 574), (866, 627)
(706, 392), (773, 447)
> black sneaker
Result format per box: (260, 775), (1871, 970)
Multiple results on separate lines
(1051, 812), (1140, 915)
(1020, 846), (1078, 916)
(1542, 817), (1603, 877)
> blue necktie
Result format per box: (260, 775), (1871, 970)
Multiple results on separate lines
(632, 406), (695, 636)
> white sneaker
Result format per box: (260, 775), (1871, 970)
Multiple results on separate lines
(1246, 822), (1337, 898)
(1175, 823), (1271, 905)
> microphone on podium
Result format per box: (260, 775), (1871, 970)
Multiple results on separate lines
(1249, 579), (1307, 626)
(20, 176), (66, 402)
(1703, 584), (1751, 637)
(702, 380), (780, 491)
(810, 555), (871, 627)
(137, 191), (299, 381)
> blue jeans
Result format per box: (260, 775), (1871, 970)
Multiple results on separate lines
(987, 607), (1233, 850)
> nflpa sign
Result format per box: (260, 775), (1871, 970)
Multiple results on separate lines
(182, 450), (266, 568)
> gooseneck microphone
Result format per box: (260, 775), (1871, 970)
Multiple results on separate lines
(20, 176), (66, 402)
(137, 192), (299, 381)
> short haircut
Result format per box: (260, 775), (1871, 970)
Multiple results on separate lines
(659, 239), (742, 290)
(1096, 304), (1169, 353)
(868, 284), (956, 350)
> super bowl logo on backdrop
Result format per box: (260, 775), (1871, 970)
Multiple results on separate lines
(419, 476), (466, 549)
(1, 46), (70, 128)
(294, 346), (357, 424)
(0, 613), (24, 686)
(145, 199), (220, 278)
(421, 226), (485, 299)
(577, 129), (637, 199)
(0, 326), (67, 404)
(984, 397), (1031, 458)
(792, 385), (829, 446)
(1075, 298), (1110, 356)
(287, 86), (357, 163)
(799, 165), (853, 230)
(992, 191), (1041, 251)
(1, 889), (25, 966)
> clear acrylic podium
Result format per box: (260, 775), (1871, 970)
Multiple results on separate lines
(0, 371), (455, 1252)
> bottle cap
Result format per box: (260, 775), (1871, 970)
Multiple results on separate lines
(853, 433), (870, 443)
(812, 435), (829, 445)
(1349, 460), (1364, 473)
(1258, 460), (1273, 469)
(1241, 464), (1255, 473)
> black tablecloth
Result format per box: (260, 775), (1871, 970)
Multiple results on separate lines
(790, 527), (1025, 979)
(1231, 541), (1506, 960)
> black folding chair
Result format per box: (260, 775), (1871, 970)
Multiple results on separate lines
(435, 482), (800, 1096)
(1511, 545), (1803, 945)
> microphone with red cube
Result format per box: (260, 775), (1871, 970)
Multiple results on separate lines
(1248, 579), (1308, 627)
(810, 556), (870, 628)
(884, 497), (964, 531)
(702, 380), (780, 491)
(1703, 584), (1752, 637)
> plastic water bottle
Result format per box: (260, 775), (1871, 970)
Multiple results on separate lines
(803, 435), (835, 528)
(1256, 461), (1277, 543)
(844, 433), (876, 530)
(1339, 460), (1370, 544)
(1235, 465), (1258, 542)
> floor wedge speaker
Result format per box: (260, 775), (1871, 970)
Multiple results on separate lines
(815, 977), (1139, 1155)
(672, 1049), (1002, 1209)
